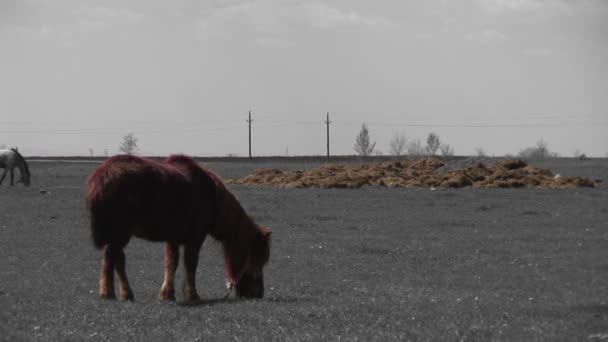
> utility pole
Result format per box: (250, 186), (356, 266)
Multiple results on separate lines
(325, 112), (331, 159)
(247, 110), (253, 159)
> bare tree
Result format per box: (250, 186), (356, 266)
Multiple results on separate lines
(406, 138), (424, 156)
(475, 147), (486, 157)
(440, 143), (454, 156)
(88, 148), (94, 157)
(354, 123), (376, 157)
(119, 132), (139, 155)
(425, 132), (441, 156)
(572, 149), (588, 160)
(389, 132), (407, 156)
(0, 144), (5, 149)
(518, 139), (557, 160)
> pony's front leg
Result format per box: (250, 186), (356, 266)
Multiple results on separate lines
(99, 245), (117, 299)
(114, 249), (134, 301)
(0, 168), (7, 185)
(183, 240), (204, 302)
(159, 242), (179, 301)
(9, 169), (14, 186)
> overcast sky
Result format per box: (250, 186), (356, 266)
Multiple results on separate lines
(1, 0), (607, 157)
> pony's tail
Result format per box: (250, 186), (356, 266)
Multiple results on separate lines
(90, 216), (108, 250)
(86, 173), (110, 250)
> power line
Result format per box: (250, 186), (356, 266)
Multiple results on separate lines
(0, 125), (243, 134)
(338, 121), (608, 128)
(1, 118), (605, 135)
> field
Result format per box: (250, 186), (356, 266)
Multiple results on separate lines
(1, 157), (607, 341)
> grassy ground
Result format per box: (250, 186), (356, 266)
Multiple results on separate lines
(0, 159), (607, 341)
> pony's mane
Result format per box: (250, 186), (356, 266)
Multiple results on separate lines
(209, 173), (270, 282)
(164, 155), (244, 238)
(165, 155), (270, 281)
(10, 148), (29, 176)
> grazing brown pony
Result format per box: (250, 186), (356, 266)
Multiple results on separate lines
(86, 154), (271, 302)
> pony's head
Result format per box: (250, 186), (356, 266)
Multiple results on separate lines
(228, 225), (271, 299)
(18, 172), (31, 187)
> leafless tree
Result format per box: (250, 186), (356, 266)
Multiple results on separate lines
(89, 148), (94, 157)
(406, 138), (425, 156)
(440, 143), (454, 156)
(475, 147), (486, 157)
(572, 149), (588, 160)
(518, 139), (557, 159)
(119, 132), (139, 155)
(389, 133), (407, 156)
(354, 123), (376, 157)
(425, 132), (441, 156)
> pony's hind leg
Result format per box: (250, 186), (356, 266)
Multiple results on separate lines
(183, 241), (204, 302)
(99, 245), (117, 299)
(114, 249), (134, 301)
(159, 242), (179, 301)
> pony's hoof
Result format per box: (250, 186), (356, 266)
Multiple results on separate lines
(184, 293), (201, 303)
(99, 293), (116, 300)
(121, 293), (134, 301)
(158, 291), (176, 301)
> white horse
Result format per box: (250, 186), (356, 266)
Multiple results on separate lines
(0, 148), (31, 186)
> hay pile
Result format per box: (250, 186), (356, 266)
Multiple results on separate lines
(228, 158), (598, 189)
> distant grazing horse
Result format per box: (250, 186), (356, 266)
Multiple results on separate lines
(0, 148), (31, 187)
(86, 154), (271, 302)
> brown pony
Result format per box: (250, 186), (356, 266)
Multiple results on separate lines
(86, 154), (271, 302)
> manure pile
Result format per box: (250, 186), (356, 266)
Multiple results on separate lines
(228, 158), (598, 189)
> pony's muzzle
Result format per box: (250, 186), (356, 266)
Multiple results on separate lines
(17, 179), (30, 186)
(234, 272), (264, 299)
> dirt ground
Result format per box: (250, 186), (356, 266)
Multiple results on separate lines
(0, 157), (607, 341)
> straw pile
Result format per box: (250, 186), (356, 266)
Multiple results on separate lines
(228, 158), (598, 189)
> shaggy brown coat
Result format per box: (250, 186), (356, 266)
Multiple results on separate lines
(86, 154), (270, 301)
